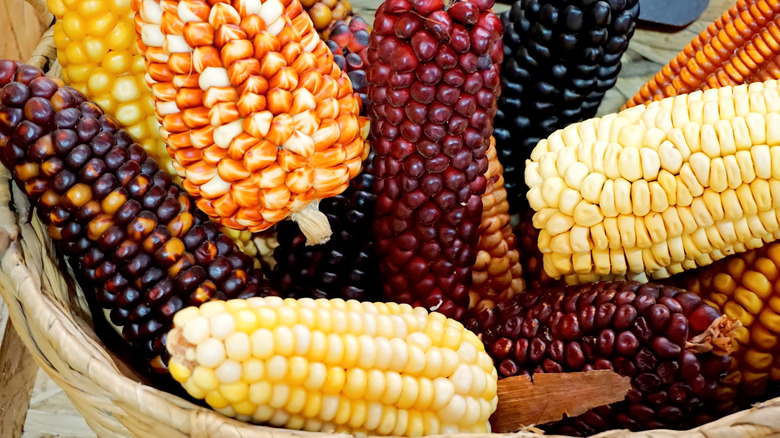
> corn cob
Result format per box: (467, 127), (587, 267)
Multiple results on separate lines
(525, 81), (780, 284)
(367, 0), (503, 322)
(662, 241), (780, 412)
(470, 136), (525, 312)
(167, 296), (499, 434)
(133, 0), (369, 245)
(625, 0), (780, 109)
(270, 154), (379, 300)
(467, 281), (736, 435)
(47, 0), (175, 177)
(514, 198), (565, 291)
(0, 60), (280, 372)
(324, 17), (370, 111)
(495, 0), (640, 213)
(301, 0), (353, 35)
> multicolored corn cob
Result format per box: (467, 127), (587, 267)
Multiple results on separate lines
(324, 17), (370, 111)
(167, 296), (499, 434)
(269, 154), (379, 300)
(367, 0), (503, 322)
(467, 281), (736, 435)
(47, 0), (175, 176)
(495, 0), (640, 213)
(663, 241), (780, 413)
(625, 0), (780, 108)
(301, 0), (353, 35)
(470, 137), (525, 312)
(0, 60), (279, 372)
(133, 0), (369, 244)
(526, 81), (780, 284)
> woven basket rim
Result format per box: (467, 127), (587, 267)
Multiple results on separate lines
(3, 1), (780, 436)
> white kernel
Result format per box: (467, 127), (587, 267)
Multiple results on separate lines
(196, 338), (226, 368)
(183, 316), (210, 344)
(215, 359), (242, 384)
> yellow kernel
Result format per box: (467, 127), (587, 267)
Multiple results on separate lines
(256, 307), (278, 328)
(253, 405), (274, 422)
(288, 356), (308, 385)
(302, 392), (323, 418)
(114, 102), (143, 126)
(381, 371), (403, 405)
(725, 302), (755, 326)
(168, 359), (191, 382)
(219, 381), (249, 404)
(269, 383), (290, 409)
(250, 328), (274, 359)
(248, 381), (273, 405)
(315, 308), (332, 332)
(233, 401), (257, 416)
(404, 345), (426, 375)
(334, 398), (352, 425)
(87, 12), (117, 37)
(734, 287), (764, 315)
(348, 400), (368, 429)
(344, 368), (367, 399)
(745, 349), (774, 371)
(743, 270), (773, 300)
(377, 405), (397, 435)
(266, 356), (288, 382)
(396, 375), (419, 409)
(233, 309), (259, 333)
(322, 367), (346, 394)
(285, 388), (308, 414)
(242, 358), (264, 383)
(182, 379), (206, 399)
(62, 12), (87, 40)
(273, 326), (295, 356)
(423, 411), (441, 435)
(83, 37), (108, 63)
(342, 334), (359, 369)
(192, 366), (219, 391)
(324, 334), (344, 365)
(205, 391), (230, 409)
(364, 369), (386, 402)
(101, 50), (131, 75)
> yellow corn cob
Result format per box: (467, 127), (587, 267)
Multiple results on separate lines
(470, 137), (525, 312)
(663, 241), (780, 413)
(525, 80), (780, 284)
(167, 297), (498, 435)
(133, 0), (369, 245)
(47, 0), (176, 177)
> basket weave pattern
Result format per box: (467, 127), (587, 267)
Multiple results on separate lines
(3, 0), (780, 436)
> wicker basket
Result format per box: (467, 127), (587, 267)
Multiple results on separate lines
(6, 1), (780, 437)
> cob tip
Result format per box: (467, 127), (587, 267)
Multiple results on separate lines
(685, 314), (740, 356)
(291, 201), (333, 246)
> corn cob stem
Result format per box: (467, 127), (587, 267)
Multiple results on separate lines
(526, 80), (780, 284)
(133, 0), (368, 244)
(167, 296), (498, 434)
(625, 0), (780, 108)
(0, 60), (280, 372)
(467, 280), (735, 434)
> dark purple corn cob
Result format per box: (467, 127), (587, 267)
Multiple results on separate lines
(367, 0), (504, 322)
(495, 0), (640, 212)
(324, 17), (371, 112)
(467, 281), (735, 435)
(269, 155), (379, 301)
(0, 60), (279, 373)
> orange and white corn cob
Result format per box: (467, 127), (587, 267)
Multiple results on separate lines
(526, 81), (780, 284)
(133, 0), (368, 244)
(167, 297), (498, 435)
(47, 0), (176, 176)
(624, 0), (780, 108)
(470, 137), (525, 312)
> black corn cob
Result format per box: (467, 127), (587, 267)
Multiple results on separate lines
(269, 155), (380, 301)
(0, 60), (279, 373)
(467, 281), (736, 435)
(495, 0), (640, 212)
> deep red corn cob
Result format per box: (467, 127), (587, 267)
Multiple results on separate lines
(325, 17), (371, 112)
(367, 0), (504, 322)
(269, 154), (379, 300)
(0, 60), (279, 373)
(495, 0), (640, 213)
(467, 281), (736, 435)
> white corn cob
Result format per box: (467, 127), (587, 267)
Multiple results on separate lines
(525, 80), (780, 284)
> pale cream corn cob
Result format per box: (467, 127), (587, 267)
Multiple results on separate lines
(525, 80), (780, 284)
(48, 0), (176, 177)
(470, 137), (525, 312)
(133, 0), (369, 245)
(167, 297), (499, 435)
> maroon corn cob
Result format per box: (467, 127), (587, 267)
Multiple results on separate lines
(0, 60), (279, 373)
(467, 281), (736, 435)
(367, 0), (503, 322)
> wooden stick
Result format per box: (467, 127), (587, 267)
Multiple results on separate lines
(491, 370), (632, 433)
